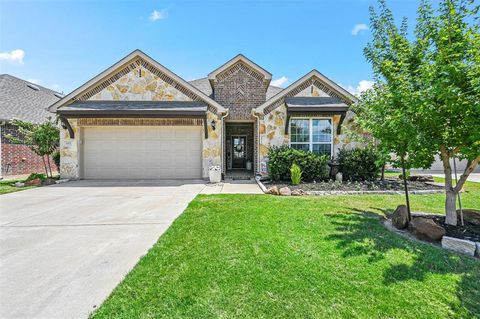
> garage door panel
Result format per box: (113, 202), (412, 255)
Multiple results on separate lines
(82, 126), (202, 179)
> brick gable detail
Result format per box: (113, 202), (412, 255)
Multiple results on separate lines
(212, 62), (269, 120)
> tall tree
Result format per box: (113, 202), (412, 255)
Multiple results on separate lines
(413, 0), (480, 225)
(357, 0), (480, 225)
(354, 0), (431, 220)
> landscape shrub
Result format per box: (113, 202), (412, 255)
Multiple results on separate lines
(53, 151), (60, 169)
(290, 164), (302, 185)
(268, 146), (329, 182)
(338, 147), (381, 181)
(25, 173), (47, 182)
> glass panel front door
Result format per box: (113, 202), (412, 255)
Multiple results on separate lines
(231, 136), (246, 169)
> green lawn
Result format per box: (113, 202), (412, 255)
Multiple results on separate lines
(0, 179), (36, 195)
(92, 181), (479, 319)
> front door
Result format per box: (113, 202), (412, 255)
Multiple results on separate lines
(231, 136), (247, 169)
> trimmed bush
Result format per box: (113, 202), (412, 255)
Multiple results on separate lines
(268, 146), (329, 182)
(53, 150), (60, 169)
(25, 173), (47, 182)
(338, 147), (381, 181)
(290, 164), (302, 185)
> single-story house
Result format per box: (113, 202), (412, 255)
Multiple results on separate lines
(0, 74), (62, 178)
(49, 50), (361, 180)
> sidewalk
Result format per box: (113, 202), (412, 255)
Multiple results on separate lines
(431, 173), (480, 183)
(200, 180), (263, 194)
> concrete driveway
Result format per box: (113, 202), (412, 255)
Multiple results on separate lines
(0, 180), (206, 319)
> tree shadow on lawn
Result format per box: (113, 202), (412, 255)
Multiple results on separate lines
(325, 209), (480, 317)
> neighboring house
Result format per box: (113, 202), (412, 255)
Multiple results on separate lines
(49, 50), (359, 180)
(0, 74), (62, 178)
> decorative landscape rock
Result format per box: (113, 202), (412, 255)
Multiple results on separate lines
(457, 209), (480, 226)
(279, 187), (292, 196)
(441, 236), (476, 256)
(408, 217), (446, 242)
(408, 175), (434, 182)
(391, 205), (409, 229)
(14, 182), (25, 187)
(25, 178), (42, 186)
(291, 189), (304, 196)
(266, 186), (279, 195)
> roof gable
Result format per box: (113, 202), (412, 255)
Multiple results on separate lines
(207, 54), (272, 83)
(87, 65), (193, 102)
(254, 70), (357, 115)
(49, 50), (226, 114)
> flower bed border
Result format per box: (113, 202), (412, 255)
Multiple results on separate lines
(257, 180), (444, 196)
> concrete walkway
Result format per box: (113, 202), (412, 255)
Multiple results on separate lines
(0, 180), (205, 319)
(200, 180), (263, 194)
(431, 173), (480, 183)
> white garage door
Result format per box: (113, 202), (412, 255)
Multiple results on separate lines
(82, 126), (202, 179)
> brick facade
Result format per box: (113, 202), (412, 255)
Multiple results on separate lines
(211, 62), (268, 120)
(1, 124), (57, 176)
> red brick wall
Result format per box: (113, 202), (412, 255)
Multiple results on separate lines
(1, 143), (57, 176)
(1, 124), (57, 177)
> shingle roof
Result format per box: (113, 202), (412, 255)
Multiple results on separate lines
(59, 100), (207, 112)
(285, 97), (349, 113)
(0, 74), (62, 123)
(285, 97), (347, 107)
(188, 77), (284, 100)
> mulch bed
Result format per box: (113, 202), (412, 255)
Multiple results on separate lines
(426, 215), (480, 242)
(264, 177), (444, 192)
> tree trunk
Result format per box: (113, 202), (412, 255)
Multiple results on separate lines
(440, 146), (457, 225)
(445, 189), (458, 225)
(381, 164), (385, 181)
(41, 155), (49, 177)
(401, 156), (411, 221)
(46, 155), (53, 178)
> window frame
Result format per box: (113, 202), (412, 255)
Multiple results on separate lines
(289, 117), (333, 157)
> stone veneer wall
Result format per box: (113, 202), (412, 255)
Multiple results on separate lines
(88, 67), (192, 102)
(60, 119), (80, 179)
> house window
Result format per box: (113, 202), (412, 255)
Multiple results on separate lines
(290, 118), (332, 156)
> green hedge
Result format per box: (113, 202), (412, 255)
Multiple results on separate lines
(267, 146), (329, 182)
(338, 147), (381, 181)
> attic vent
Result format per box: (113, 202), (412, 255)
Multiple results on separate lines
(54, 93), (64, 98)
(27, 84), (40, 91)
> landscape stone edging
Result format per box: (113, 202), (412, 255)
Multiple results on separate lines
(384, 217), (479, 259)
(441, 236), (477, 257)
(256, 179), (268, 193)
(257, 180), (444, 196)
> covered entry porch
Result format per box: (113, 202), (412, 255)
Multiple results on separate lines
(224, 122), (256, 179)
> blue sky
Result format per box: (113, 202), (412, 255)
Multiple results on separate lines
(0, 0), (420, 95)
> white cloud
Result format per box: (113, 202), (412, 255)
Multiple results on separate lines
(51, 83), (61, 90)
(0, 49), (25, 64)
(149, 9), (168, 21)
(351, 23), (368, 36)
(271, 76), (288, 88)
(345, 80), (374, 96)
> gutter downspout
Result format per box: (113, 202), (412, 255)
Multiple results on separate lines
(251, 109), (261, 175)
(220, 110), (229, 177)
